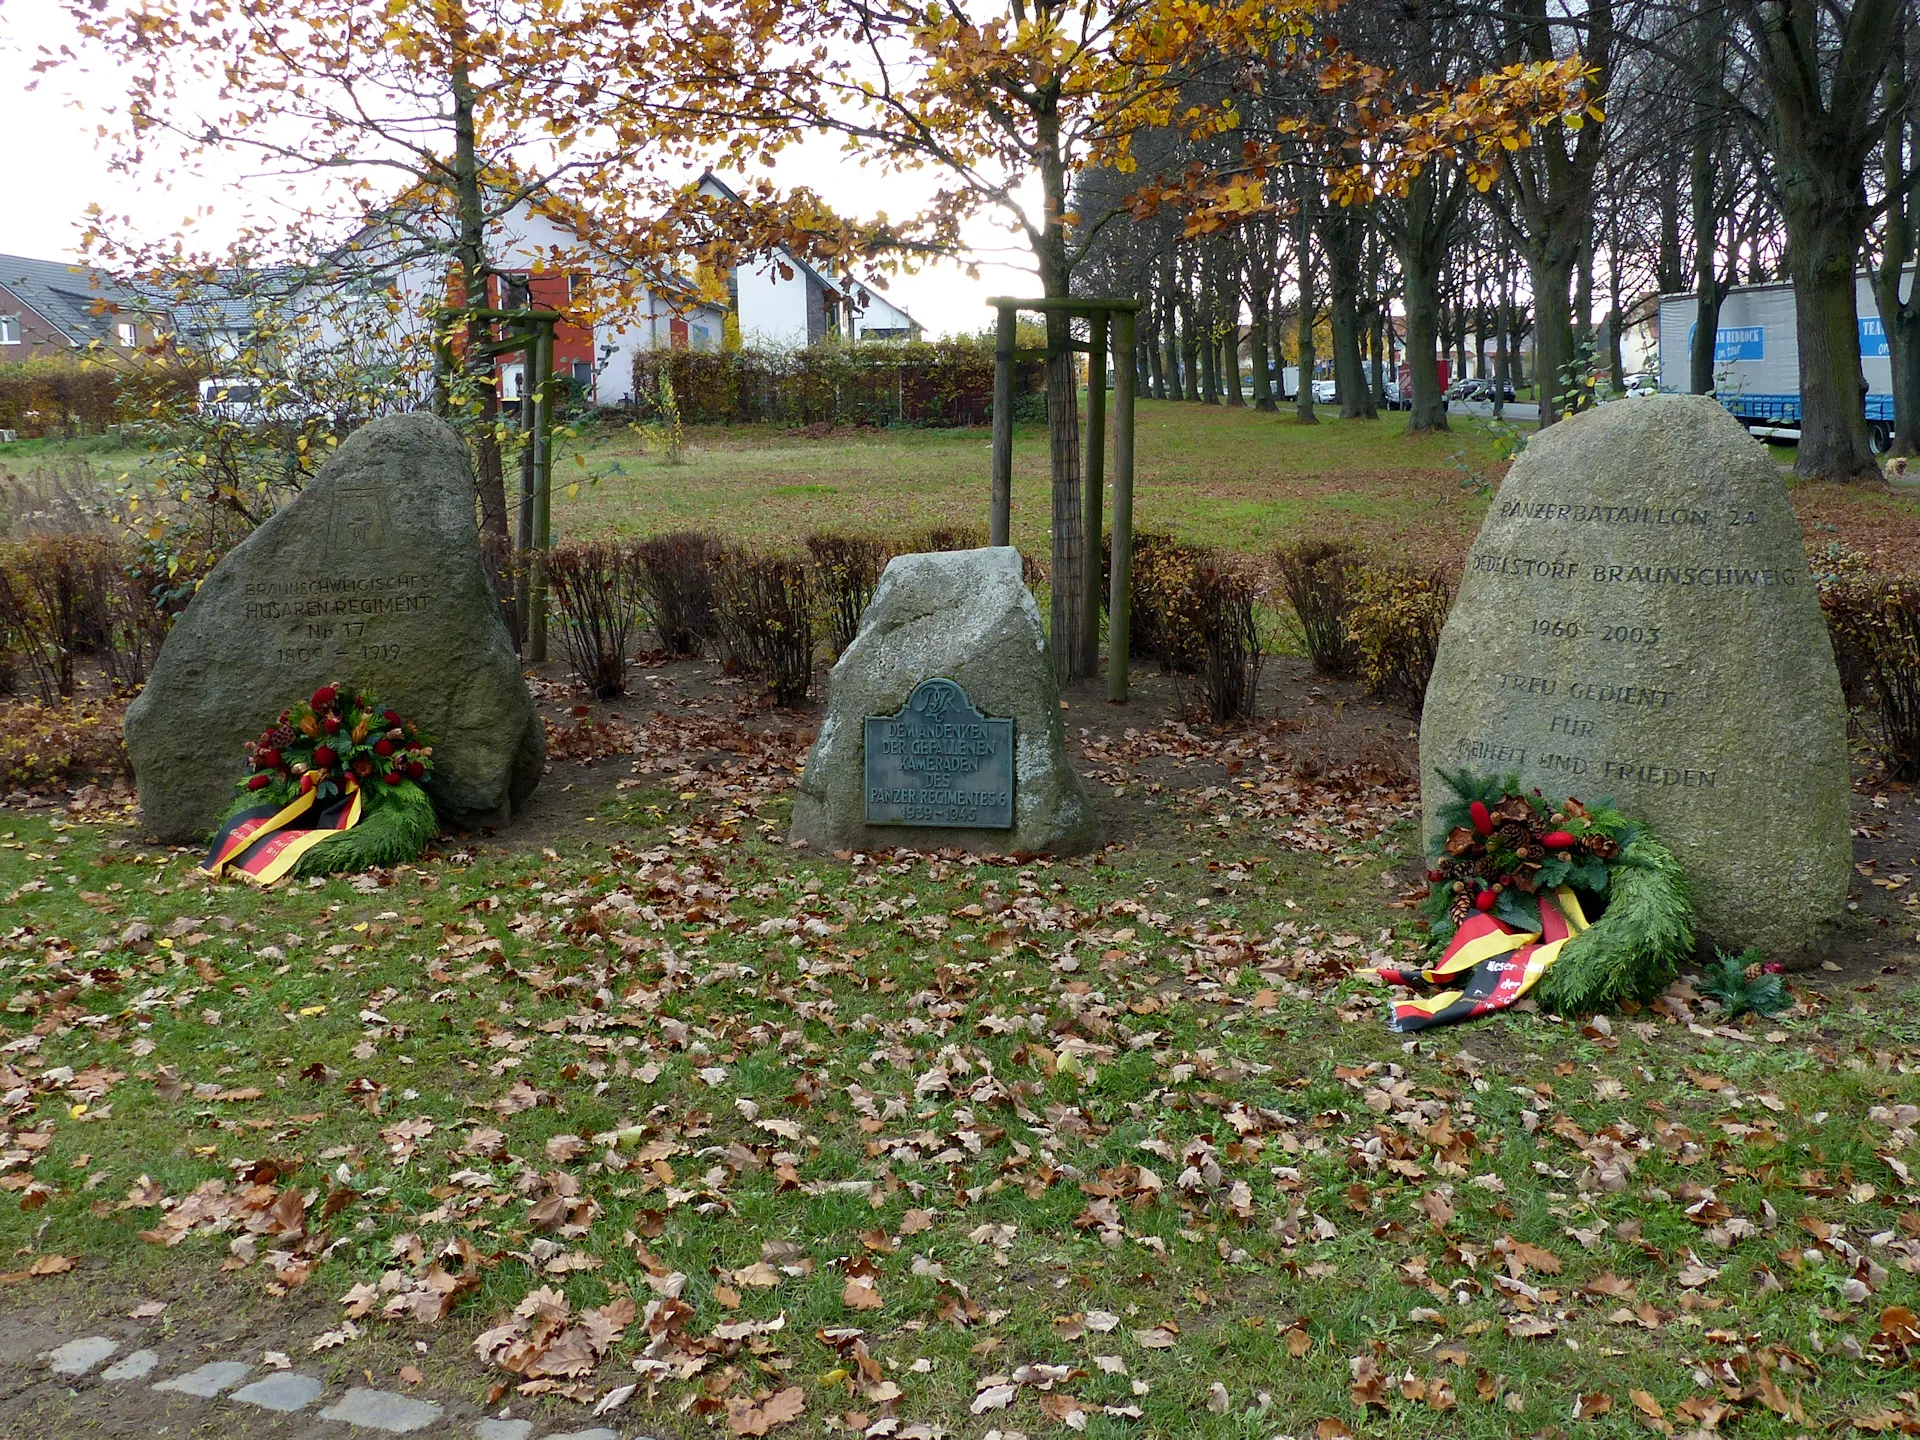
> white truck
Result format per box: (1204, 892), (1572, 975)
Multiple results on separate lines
(1656, 266), (1914, 454)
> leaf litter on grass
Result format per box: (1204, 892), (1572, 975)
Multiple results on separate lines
(1, 722), (1919, 1436)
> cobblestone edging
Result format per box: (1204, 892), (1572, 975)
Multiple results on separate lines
(18, 1322), (658, 1439)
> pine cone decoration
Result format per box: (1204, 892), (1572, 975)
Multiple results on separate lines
(1449, 896), (1472, 926)
(1497, 821), (1530, 845)
(1581, 834), (1619, 860)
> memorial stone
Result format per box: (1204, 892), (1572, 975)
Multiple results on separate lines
(791, 546), (1095, 854)
(126, 414), (544, 839)
(1420, 394), (1849, 953)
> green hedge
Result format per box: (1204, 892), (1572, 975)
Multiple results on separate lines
(631, 339), (1044, 427)
(0, 358), (196, 438)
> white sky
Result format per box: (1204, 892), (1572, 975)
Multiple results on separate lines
(0, 0), (1039, 338)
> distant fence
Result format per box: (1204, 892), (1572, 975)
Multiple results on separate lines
(631, 338), (1044, 428)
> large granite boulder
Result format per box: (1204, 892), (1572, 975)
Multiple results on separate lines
(126, 414), (544, 839)
(791, 547), (1096, 855)
(1420, 394), (1849, 953)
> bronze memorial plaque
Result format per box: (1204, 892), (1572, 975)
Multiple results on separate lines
(864, 677), (1014, 828)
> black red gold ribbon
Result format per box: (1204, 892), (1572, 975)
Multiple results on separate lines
(1369, 885), (1589, 1032)
(201, 780), (362, 886)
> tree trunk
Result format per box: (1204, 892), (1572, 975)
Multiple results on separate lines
(1738, 0), (1903, 480)
(450, 50), (516, 632)
(1179, 269), (1201, 403)
(1494, 268), (1511, 421)
(1161, 279), (1184, 401)
(1784, 193), (1880, 480)
(1888, 307), (1920, 457)
(1199, 297), (1220, 404)
(1036, 123), (1088, 680)
(1401, 242), (1449, 432)
(1873, 58), (1918, 456)
(1324, 212), (1376, 420)
(1530, 249), (1576, 426)
(1249, 272), (1275, 412)
(1295, 183), (1318, 424)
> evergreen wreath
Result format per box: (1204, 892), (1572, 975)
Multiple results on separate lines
(1421, 768), (1694, 1013)
(220, 683), (440, 876)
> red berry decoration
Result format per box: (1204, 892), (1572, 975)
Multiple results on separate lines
(383, 770), (403, 785)
(383, 709), (400, 725)
(311, 685), (336, 709)
(373, 738), (394, 757)
(324, 715), (341, 734)
(1469, 801), (1493, 835)
(407, 761), (425, 780)
(256, 748), (281, 770)
(312, 744), (338, 768)
(1542, 830), (1575, 850)
(246, 773), (270, 791)
(1474, 889), (1498, 912)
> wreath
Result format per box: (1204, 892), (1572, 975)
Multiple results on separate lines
(1382, 769), (1694, 1027)
(203, 684), (439, 882)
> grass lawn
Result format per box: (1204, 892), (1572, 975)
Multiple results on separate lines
(554, 402), (1507, 562)
(2, 400), (1920, 1434)
(1, 696), (1918, 1436)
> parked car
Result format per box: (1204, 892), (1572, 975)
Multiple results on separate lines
(196, 376), (326, 425)
(1381, 380), (1404, 410)
(1624, 372), (1660, 398)
(1312, 378), (1337, 404)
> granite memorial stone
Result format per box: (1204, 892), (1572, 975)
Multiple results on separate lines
(1420, 393), (1849, 953)
(791, 546), (1095, 854)
(126, 413), (544, 839)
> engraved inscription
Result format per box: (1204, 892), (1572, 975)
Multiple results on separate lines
(864, 678), (1014, 829)
(247, 572), (431, 668)
(1469, 493), (1735, 791)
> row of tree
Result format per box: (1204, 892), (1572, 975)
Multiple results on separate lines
(52, 0), (1910, 683)
(1071, 0), (1918, 480)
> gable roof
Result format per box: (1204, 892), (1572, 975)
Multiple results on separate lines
(0, 253), (154, 345)
(693, 171), (847, 300)
(840, 274), (922, 332)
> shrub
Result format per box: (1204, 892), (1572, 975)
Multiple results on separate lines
(1126, 533), (1217, 674)
(0, 533), (156, 701)
(1168, 557), (1266, 724)
(630, 531), (723, 657)
(1273, 539), (1358, 675)
(1821, 576), (1920, 779)
(547, 541), (644, 697)
(806, 532), (891, 658)
(0, 696), (129, 791)
(715, 550), (816, 706)
(1345, 564), (1455, 705)
(631, 338), (1043, 428)
(907, 524), (986, 554)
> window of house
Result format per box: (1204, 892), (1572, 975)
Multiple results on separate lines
(0, 316), (18, 345)
(499, 274), (531, 310)
(571, 360), (593, 388)
(115, 320), (138, 347)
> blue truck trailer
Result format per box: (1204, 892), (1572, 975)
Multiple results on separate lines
(1657, 266), (1914, 453)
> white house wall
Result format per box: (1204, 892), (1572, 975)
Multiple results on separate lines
(276, 198), (728, 407)
(734, 255), (811, 348)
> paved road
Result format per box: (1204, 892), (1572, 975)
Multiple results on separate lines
(1447, 398), (1541, 425)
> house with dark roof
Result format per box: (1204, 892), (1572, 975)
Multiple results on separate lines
(694, 172), (853, 348)
(0, 254), (167, 358)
